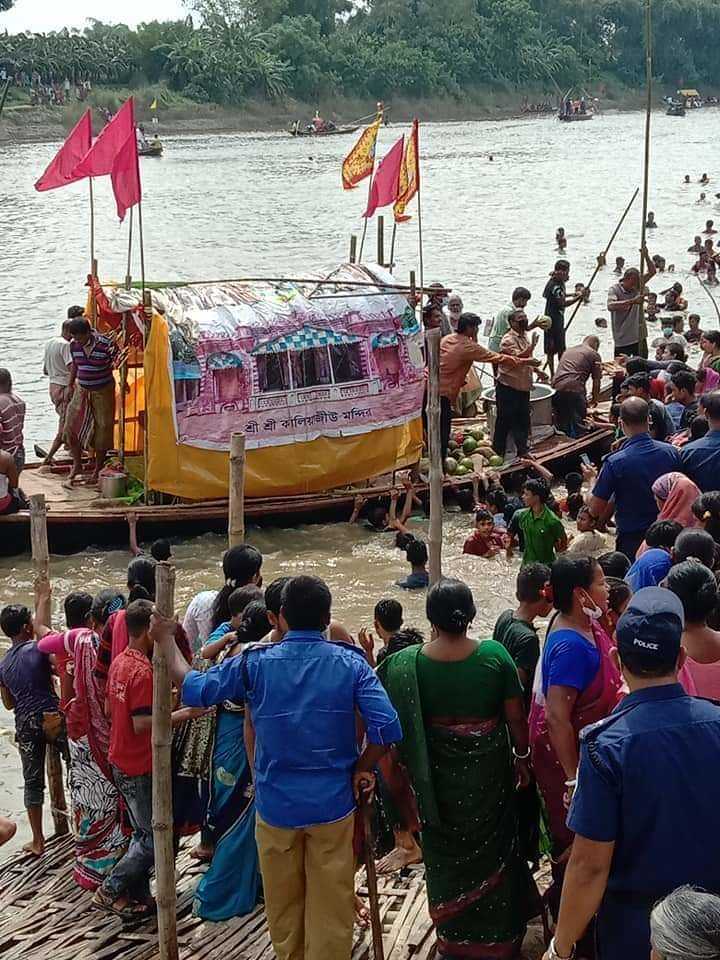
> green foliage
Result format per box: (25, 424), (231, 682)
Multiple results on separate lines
(1, 0), (720, 105)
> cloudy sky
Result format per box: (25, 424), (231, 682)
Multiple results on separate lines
(1, 0), (189, 32)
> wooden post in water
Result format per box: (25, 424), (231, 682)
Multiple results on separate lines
(152, 561), (179, 960)
(426, 329), (443, 585)
(377, 216), (385, 266)
(228, 432), (246, 548)
(410, 270), (416, 305)
(349, 235), (358, 263)
(29, 494), (69, 836)
(638, 0), (653, 358)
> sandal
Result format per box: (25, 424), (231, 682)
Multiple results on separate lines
(91, 889), (151, 921)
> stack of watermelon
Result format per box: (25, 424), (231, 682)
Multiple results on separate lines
(443, 426), (503, 476)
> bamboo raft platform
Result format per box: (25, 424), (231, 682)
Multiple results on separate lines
(0, 422), (614, 556)
(0, 835), (437, 960)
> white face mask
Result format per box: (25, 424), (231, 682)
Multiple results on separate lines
(581, 593), (603, 621)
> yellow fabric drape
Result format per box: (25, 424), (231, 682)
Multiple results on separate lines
(143, 314), (423, 500)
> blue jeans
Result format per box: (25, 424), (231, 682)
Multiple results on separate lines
(102, 768), (154, 901)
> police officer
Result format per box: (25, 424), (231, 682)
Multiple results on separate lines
(544, 587), (720, 960)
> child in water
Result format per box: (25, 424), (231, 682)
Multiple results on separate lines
(463, 508), (508, 558)
(556, 227), (567, 251)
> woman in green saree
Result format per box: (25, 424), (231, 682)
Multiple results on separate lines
(377, 578), (534, 959)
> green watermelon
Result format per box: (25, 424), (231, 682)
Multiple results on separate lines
(455, 464), (470, 476)
(462, 436), (478, 455)
(444, 458), (458, 475)
(469, 427), (484, 442)
(459, 457), (475, 470)
(448, 438), (458, 451)
(488, 455), (504, 467)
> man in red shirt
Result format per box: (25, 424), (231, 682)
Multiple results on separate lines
(94, 600), (204, 920)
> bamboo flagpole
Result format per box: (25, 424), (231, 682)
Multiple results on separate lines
(638, 0), (653, 358)
(228, 432), (246, 547)
(358, 107), (383, 261)
(89, 178), (98, 325)
(426, 328), (443, 585)
(152, 561), (179, 960)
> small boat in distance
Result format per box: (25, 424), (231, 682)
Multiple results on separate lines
(666, 102), (686, 117)
(139, 138), (164, 157)
(290, 121), (360, 137)
(558, 89), (595, 122)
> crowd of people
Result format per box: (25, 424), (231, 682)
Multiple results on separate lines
(0, 68), (94, 106)
(6, 182), (720, 960)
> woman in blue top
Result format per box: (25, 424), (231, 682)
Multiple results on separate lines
(529, 555), (622, 941)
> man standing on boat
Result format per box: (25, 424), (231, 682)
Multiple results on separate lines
(607, 248), (656, 359)
(543, 260), (586, 375)
(439, 313), (539, 463)
(65, 317), (118, 487)
(41, 309), (77, 467)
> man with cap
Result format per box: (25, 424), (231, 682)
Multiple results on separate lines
(543, 587), (720, 960)
(588, 396), (680, 559)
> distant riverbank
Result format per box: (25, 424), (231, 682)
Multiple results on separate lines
(0, 86), (652, 145)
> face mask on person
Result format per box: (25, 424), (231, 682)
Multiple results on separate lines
(580, 591), (603, 621)
(662, 327), (673, 338)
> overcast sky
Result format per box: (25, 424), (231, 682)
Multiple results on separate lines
(1, 0), (189, 32)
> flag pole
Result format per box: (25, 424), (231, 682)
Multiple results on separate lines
(137, 195), (149, 506)
(638, 0), (653, 359)
(389, 221), (398, 269)
(89, 177), (97, 325)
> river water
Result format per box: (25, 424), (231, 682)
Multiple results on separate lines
(0, 109), (718, 842)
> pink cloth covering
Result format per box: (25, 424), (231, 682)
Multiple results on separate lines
(636, 472), (701, 557)
(685, 657), (720, 699)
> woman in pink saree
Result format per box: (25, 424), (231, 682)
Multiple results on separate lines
(529, 555), (622, 947)
(636, 473), (701, 556)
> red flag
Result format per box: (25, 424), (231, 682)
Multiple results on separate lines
(363, 136), (405, 219)
(111, 130), (141, 222)
(34, 109), (93, 192)
(73, 97), (135, 179)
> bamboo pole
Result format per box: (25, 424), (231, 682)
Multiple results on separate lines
(228, 432), (246, 547)
(693, 273), (720, 324)
(349, 235), (358, 263)
(131, 276), (441, 292)
(638, 0), (653, 359)
(360, 792), (385, 960)
(152, 561), (178, 960)
(377, 215), (385, 266)
(426, 329), (443, 585)
(29, 494), (49, 582)
(389, 221), (397, 268)
(29, 494), (69, 837)
(142, 290), (152, 505)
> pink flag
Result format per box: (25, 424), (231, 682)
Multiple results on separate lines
(34, 110), (92, 191)
(111, 130), (141, 222)
(73, 97), (135, 179)
(363, 136), (405, 219)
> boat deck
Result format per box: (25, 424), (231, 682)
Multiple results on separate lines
(0, 836), (432, 960)
(0, 835), (548, 959)
(0, 424), (614, 556)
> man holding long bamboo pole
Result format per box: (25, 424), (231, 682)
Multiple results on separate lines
(607, 247), (656, 358)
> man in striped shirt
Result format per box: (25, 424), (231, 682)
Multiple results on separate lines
(0, 369), (26, 474)
(66, 318), (117, 485)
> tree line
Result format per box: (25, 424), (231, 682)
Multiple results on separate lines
(1, 0), (719, 107)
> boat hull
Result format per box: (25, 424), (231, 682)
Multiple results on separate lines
(290, 125), (360, 137)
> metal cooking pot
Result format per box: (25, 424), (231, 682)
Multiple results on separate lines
(99, 473), (127, 499)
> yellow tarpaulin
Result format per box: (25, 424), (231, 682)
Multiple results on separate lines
(143, 314), (423, 500)
(678, 89), (699, 97)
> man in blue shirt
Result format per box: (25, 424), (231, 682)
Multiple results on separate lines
(588, 396), (680, 559)
(154, 575), (401, 960)
(680, 388), (720, 491)
(542, 587), (720, 960)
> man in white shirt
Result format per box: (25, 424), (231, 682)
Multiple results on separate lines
(42, 310), (77, 466)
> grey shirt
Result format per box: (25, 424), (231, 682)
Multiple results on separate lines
(607, 281), (641, 348)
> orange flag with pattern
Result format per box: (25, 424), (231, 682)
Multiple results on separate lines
(341, 116), (381, 190)
(393, 119), (420, 222)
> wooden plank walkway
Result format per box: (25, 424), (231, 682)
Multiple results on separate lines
(0, 836), (436, 960)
